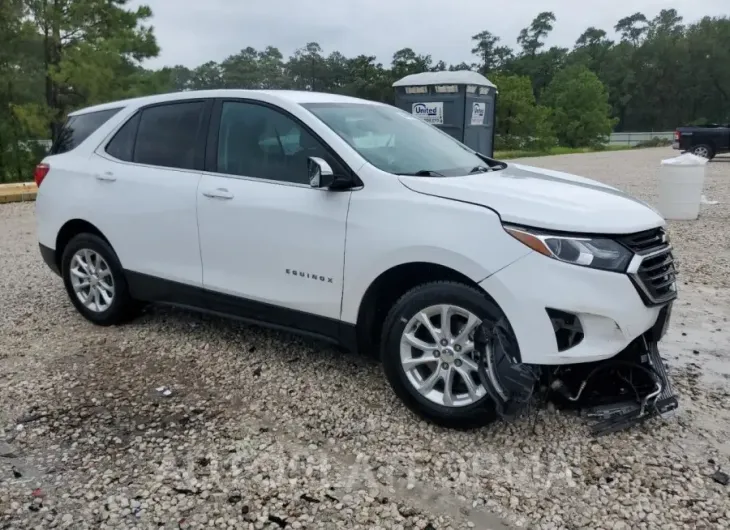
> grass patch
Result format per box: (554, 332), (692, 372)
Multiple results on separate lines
(494, 144), (632, 160)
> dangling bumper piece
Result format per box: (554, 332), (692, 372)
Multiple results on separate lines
(475, 320), (679, 436)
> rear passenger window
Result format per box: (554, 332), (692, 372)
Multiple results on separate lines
(51, 108), (121, 155)
(105, 113), (140, 161)
(134, 102), (206, 170)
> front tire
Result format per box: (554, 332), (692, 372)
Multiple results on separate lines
(381, 281), (511, 429)
(61, 234), (138, 326)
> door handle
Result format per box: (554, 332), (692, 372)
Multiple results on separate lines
(202, 188), (234, 200)
(95, 172), (116, 182)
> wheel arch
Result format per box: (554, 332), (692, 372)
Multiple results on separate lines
(54, 219), (113, 270)
(354, 262), (487, 357)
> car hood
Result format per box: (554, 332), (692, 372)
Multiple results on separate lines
(398, 162), (664, 234)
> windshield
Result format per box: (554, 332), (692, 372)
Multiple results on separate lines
(302, 102), (498, 176)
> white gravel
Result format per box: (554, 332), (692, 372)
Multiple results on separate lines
(1, 147), (729, 529)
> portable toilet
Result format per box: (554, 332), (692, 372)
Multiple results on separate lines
(392, 70), (498, 157)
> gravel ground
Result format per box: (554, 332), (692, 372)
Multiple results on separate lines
(1, 147), (729, 529)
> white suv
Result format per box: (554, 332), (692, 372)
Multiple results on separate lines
(35, 90), (677, 428)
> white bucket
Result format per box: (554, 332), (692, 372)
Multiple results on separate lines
(658, 153), (708, 220)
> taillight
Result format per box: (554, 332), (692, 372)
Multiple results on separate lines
(674, 130), (680, 141)
(34, 163), (50, 187)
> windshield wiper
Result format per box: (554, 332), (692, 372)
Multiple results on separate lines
(469, 165), (490, 174)
(396, 169), (446, 177)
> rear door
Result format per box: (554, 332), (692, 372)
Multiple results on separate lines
(90, 99), (213, 293)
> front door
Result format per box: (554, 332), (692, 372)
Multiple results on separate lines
(196, 100), (351, 335)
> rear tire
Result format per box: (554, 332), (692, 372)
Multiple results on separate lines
(61, 234), (139, 326)
(381, 281), (509, 429)
(692, 144), (715, 159)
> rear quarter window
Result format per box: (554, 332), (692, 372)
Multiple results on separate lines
(51, 108), (122, 155)
(105, 113), (141, 161)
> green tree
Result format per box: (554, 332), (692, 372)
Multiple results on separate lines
(542, 65), (616, 147)
(506, 46), (568, 100)
(22, 0), (159, 141)
(341, 55), (392, 102)
(189, 61), (223, 89)
(615, 12), (649, 45)
(593, 41), (636, 130)
(391, 47), (431, 80)
(257, 47), (288, 89)
(158, 65), (194, 92)
(287, 42), (329, 91)
(325, 51), (349, 91)
(1, 0), (47, 182)
(490, 73), (555, 150)
(449, 62), (473, 72)
(471, 30), (513, 73)
(626, 10), (687, 130)
(506, 13), (565, 98)
(683, 16), (730, 123)
(572, 27), (613, 72)
(647, 8), (683, 38)
(517, 12), (556, 56)
(221, 47), (263, 89)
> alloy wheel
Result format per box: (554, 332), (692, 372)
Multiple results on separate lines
(399, 304), (487, 407)
(693, 146), (710, 158)
(68, 249), (115, 313)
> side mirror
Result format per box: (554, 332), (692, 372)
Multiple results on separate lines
(308, 157), (334, 188)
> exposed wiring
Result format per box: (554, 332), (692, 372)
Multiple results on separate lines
(476, 322), (668, 432)
(617, 372), (641, 402)
(639, 380), (662, 416)
(551, 360), (662, 413)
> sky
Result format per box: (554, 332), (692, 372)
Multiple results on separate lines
(133, 0), (729, 69)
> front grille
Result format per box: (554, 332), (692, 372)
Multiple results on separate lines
(636, 251), (677, 302)
(619, 228), (677, 306)
(619, 228), (666, 252)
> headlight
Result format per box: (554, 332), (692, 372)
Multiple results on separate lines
(503, 224), (632, 272)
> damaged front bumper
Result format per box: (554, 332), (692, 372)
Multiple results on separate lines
(474, 303), (679, 436)
(567, 302), (677, 435)
(479, 251), (669, 366)
(565, 337), (679, 436)
(475, 229), (680, 435)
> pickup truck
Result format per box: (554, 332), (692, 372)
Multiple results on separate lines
(673, 124), (730, 159)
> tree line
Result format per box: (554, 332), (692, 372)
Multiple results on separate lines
(1, 1), (729, 182)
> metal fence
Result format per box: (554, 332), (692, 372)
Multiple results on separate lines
(609, 131), (674, 146)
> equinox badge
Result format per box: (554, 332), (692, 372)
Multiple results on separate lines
(286, 269), (334, 283)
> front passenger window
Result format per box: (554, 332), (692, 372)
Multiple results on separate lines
(217, 102), (334, 184)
